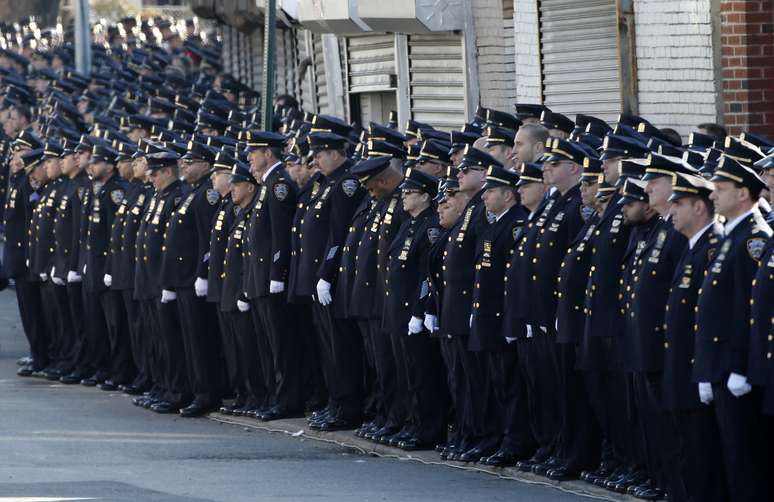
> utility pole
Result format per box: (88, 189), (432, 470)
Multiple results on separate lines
(74, 0), (91, 76)
(261, 0), (276, 131)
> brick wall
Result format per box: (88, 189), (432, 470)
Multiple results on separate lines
(720, 0), (774, 136)
(471, 0), (512, 110)
(513, 0), (542, 103)
(634, 0), (719, 139)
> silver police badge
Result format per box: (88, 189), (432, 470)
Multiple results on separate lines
(427, 227), (441, 244)
(747, 237), (766, 260)
(206, 188), (219, 205)
(110, 189), (125, 205)
(273, 183), (289, 201)
(341, 179), (359, 197)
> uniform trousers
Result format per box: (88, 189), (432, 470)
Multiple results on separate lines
(155, 298), (190, 405)
(292, 303), (326, 409)
(66, 282), (88, 371)
(248, 298), (276, 409)
(555, 342), (600, 471)
(122, 289), (150, 389)
(41, 280), (75, 371)
(223, 309), (267, 407)
(82, 288), (111, 375)
(438, 336), (460, 445)
(216, 307), (243, 399)
(516, 332), (561, 460)
(99, 289), (136, 384)
(711, 383), (772, 502)
(177, 287), (224, 406)
(366, 319), (400, 430)
(311, 302), (364, 421)
(356, 319), (379, 422)
(255, 294), (303, 412)
(399, 331), (448, 444)
(489, 349), (534, 454)
(138, 299), (162, 392)
(15, 277), (50, 370)
(450, 335), (496, 450)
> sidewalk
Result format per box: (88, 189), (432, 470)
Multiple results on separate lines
(206, 412), (643, 502)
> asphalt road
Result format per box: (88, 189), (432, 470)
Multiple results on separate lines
(0, 288), (589, 502)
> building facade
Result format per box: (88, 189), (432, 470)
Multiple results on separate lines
(188, 0), (774, 138)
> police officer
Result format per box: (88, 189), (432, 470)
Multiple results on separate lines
(244, 131), (304, 420)
(83, 143), (133, 390)
(220, 159), (268, 417)
(306, 132), (367, 431)
(470, 165), (531, 465)
(662, 172), (727, 502)
(161, 139), (225, 417)
(694, 157), (772, 501)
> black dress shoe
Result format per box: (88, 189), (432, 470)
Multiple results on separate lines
(633, 486), (664, 500)
(17, 365), (34, 377)
(316, 418), (359, 432)
(481, 449), (528, 467)
(458, 446), (495, 463)
(180, 403), (213, 417)
(532, 456), (561, 476)
(16, 356), (33, 366)
(43, 367), (65, 380)
(547, 465), (581, 481)
(150, 401), (177, 414)
(260, 407), (305, 422)
(397, 437), (435, 451)
(121, 384), (145, 395)
(386, 429), (413, 447)
(97, 380), (119, 391)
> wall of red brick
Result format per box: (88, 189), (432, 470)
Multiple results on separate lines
(720, 0), (774, 136)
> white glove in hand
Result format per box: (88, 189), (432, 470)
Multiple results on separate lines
(505, 337), (517, 344)
(469, 314), (474, 329)
(103, 274), (112, 288)
(316, 279), (332, 306)
(525, 325), (534, 338)
(194, 277), (208, 297)
(423, 314), (438, 333)
(83, 264), (87, 274)
(727, 372), (752, 398)
(408, 316), (423, 335)
(51, 267), (64, 286)
(39, 273), (47, 282)
(539, 326), (547, 334)
(161, 289), (177, 303)
(698, 382), (713, 404)
(269, 280), (285, 294)
(67, 271), (82, 283)
(237, 300), (250, 312)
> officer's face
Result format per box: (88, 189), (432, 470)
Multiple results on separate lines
(457, 167), (486, 193)
(518, 182), (545, 211)
(44, 158), (61, 180)
(416, 161), (445, 178)
(9, 150), (23, 173)
(286, 161), (310, 187)
(61, 154), (76, 176)
(512, 129), (541, 166)
(482, 186), (511, 215)
(488, 144), (513, 166)
(710, 180), (745, 219)
(211, 171), (232, 195)
(230, 181), (254, 206)
(622, 201), (649, 225)
(401, 189), (426, 213)
(78, 151), (90, 169)
(132, 157), (148, 181)
(451, 148), (465, 167)
(645, 176), (673, 215)
(30, 163), (49, 185)
(90, 161), (113, 181)
(580, 181), (599, 208)
(182, 159), (210, 183)
(437, 199), (460, 229)
(248, 148), (271, 176)
(670, 197), (701, 237)
(602, 157), (622, 185)
(762, 167), (774, 203)
(313, 149), (344, 176)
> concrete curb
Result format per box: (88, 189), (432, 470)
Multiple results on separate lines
(206, 413), (645, 501)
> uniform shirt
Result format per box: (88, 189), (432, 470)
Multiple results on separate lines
(206, 194), (235, 303)
(243, 165), (297, 299)
(662, 222), (722, 410)
(382, 206), (438, 335)
(469, 203), (527, 351)
(2, 169), (33, 278)
(288, 172), (322, 303)
(556, 213), (600, 344)
(628, 217), (687, 372)
(693, 208), (772, 382)
(439, 190), (488, 337)
(133, 179), (185, 300)
(106, 180), (142, 288)
(160, 176), (218, 289)
(28, 177), (65, 278)
(83, 174), (126, 293)
(333, 196), (375, 320)
(220, 197), (253, 312)
(51, 171), (89, 283)
(112, 181), (153, 291)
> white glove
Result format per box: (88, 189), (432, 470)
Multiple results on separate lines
(423, 314), (438, 333)
(237, 299), (250, 312)
(408, 316), (423, 335)
(161, 289), (177, 303)
(67, 271), (82, 283)
(194, 277), (208, 297)
(83, 264), (87, 274)
(727, 372), (752, 398)
(316, 279), (332, 306)
(269, 280), (285, 294)
(505, 337), (517, 344)
(39, 273), (47, 282)
(469, 314), (474, 328)
(539, 326), (547, 334)
(525, 325), (534, 338)
(698, 382), (713, 404)
(51, 267), (64, 286)
(103, 274), (112, 287)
